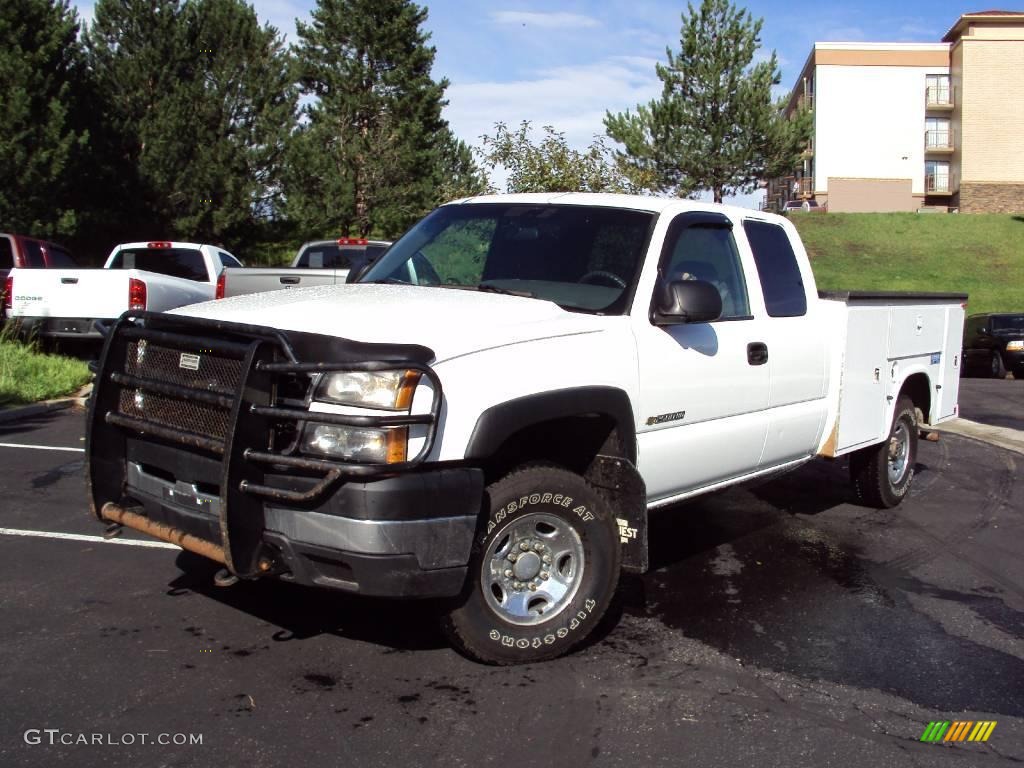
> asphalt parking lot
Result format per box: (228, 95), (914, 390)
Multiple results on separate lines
(958, 375), (1024, 432)
(2, 404), (1023, 768)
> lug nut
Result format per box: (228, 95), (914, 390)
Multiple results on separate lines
(529, 583), (538, 591)
(542, 554), (552, 564)
(508, 552), (518, 562)
(540, 571), (549, 580)
(519, 542), (529, 551)
(533, 542), (543, 551)
(504, 569), (513, 578)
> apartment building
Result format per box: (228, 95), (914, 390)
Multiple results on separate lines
(765, 10), (1024, 214)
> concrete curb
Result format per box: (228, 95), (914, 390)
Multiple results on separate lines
(0, 383), (93, 425)
(932, 417), (1024, 456)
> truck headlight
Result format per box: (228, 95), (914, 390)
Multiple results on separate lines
(316, 370), (420, 409)
(302, 424), (407, 463)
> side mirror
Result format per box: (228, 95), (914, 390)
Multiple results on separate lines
(652, 279), (722, 325)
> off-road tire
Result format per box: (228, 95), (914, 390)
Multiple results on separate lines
(442, 465), (621, 664)
(850, 396), (918, 508)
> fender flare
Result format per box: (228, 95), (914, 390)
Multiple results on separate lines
(464, 386), (637, 465)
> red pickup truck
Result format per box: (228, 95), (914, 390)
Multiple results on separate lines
(1, 234), (77, 320)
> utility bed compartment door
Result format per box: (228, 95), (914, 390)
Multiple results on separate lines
(887, 306), (947, 359)
(835, 307), (889, 451)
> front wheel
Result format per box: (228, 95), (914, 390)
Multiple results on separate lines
(442, 465), (621, 664)
(850, 396), (919, 508)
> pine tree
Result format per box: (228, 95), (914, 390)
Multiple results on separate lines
(0, 0), (88, 238)
(85, 0), (296, 245)
(604, 0), (811, 202)
(285, 0), (451, 237)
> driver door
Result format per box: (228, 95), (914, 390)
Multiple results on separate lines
(633, 212), (770, 503)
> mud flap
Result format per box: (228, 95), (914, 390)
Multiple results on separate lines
(588, 455), (648, 574)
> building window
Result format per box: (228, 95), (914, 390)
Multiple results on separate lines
(926, 160), (950, 193)
(925, 117), (951, 149)
(926, 74), (951, 106)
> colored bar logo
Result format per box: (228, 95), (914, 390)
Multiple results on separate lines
(920, 721), (997, 742)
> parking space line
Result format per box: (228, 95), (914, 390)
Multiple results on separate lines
(0, 527), (179, 550)
(0, 442), (85, 453)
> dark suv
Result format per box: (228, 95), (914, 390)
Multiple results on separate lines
(963, 313), (1024, 378)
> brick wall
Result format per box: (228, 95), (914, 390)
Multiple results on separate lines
(958, 182), (1024, 213)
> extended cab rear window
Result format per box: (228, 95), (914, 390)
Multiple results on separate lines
(743, 220), (807, 317)
(110, 248), (209, 282)
(297, 244), (347, 269)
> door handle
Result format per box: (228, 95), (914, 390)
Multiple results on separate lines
(279, 276), (300, 284)
(747, 342), (768, 366)
(61, 277), (79, 284)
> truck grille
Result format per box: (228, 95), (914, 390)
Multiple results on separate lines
(116, 340), (241, 443)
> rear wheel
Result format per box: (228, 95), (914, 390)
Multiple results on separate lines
(990, 352), (1007, 379)
(442, 465), (621, 664)
(850, 396), (918, 508)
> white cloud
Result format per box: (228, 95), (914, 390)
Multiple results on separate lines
(445, 56), (660, 151)
(491, 11), (600, 30)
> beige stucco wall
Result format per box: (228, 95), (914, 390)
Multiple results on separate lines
(961, 21), (1024, 40)
(960, 38), (1024, 183)
(826, 178), (917, 212)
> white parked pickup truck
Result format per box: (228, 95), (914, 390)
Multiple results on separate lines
(85, 194), (966, 664)
(219, 238), (391, 298)
(7, 241), (241, 340)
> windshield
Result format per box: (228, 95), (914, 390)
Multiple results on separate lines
(358, 203), (655, 313)
(992, 315), (1024, 333)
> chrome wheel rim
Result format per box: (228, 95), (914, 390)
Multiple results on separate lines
(481, 512), (585, 627)
(888, 421), (911, 485)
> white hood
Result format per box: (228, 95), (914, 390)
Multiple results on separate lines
(172, 283), (609, 363)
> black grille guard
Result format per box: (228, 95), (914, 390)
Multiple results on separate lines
(87, 310), (442, 577)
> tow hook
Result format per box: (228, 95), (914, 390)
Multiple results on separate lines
(213, 569), (239, 588)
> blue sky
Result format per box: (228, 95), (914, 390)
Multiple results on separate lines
(71, 0), (973, 205)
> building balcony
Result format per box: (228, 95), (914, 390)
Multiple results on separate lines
(925, 174), (956, 195)
(786, 176), (814, 198)
(924, 128), (955, 153)
(925, 85), (955, 110)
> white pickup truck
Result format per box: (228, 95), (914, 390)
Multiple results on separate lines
(219, 238), (391, 298)
(86, 194), (966, 664)
(7, 241), (241, 340)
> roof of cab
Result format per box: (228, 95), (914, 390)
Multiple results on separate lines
(446, 192), (785, 225)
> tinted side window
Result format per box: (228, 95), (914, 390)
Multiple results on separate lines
(110, 248), (209, 281)
(218, 251), (242, 268)
(23, 239), (45, 267)
(662, 221), (750, 319)
(0, 237), (13, 269)
(46, 245), (76, 267)
(743, 221), (807, 317)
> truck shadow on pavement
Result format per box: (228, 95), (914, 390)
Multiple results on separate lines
(167, 552), (450, 652)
